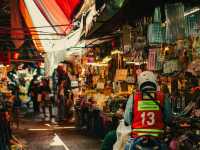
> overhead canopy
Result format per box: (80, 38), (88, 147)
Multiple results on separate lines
(19, 0), (44, 51)
(11, 0), (25, 49)
(33, 0), (72, 34)
(75, 0), (95, 19)
(17, 0), (85, 75)
(55, 0), (82, 21)
(84, 35), (116, 47)
(84, 0), (126, 37)
(84, 0), (200, 38)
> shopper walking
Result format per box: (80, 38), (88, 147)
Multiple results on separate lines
(39, 78), (52, 119)
(57, 80), (66, 121)
(11, 88), (21, 129)
(28, 75), (40, 113)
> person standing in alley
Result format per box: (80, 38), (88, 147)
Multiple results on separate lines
(124, 71), (172, 150)
(39, 78), (52, 119)
(11, 87), (21, 129)
(28, 75), (40, 113)
(57, 80), (67, 122)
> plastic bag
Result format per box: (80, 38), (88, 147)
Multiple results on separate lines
(148, 23), (165, 44)
(165, 3), (185, 43)
(147, 7), (165, 44)
(113, 119), (131, 150)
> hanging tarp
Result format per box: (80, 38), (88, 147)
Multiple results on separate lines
(19, 0), (43, 51)
(19, 0), (84, 75)
(20, 0), (84, 52)
(45, 41), (85, 75)
(11, 0), (25, 49)
(65, 42), (86, 57)
(33, 0), (72, 34)
(165, 3), (185, 43)
(22, 0), (61, 52)
(55, 0), (81, 21)
(44, 17), (84, 75)
(85, 5), (97, 35)
(85, 0), (125, 36)
(75, 0), (95, 19)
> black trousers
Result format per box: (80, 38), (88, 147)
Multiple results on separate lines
(32, 96), (40, 112)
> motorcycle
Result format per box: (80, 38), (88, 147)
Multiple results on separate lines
(125, 135), (167, 150)
(126, 117), (200, 150)
(166, 117), (200, 150)
(132, 136), (165, 150)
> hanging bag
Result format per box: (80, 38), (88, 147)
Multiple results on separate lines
(147, 7), (165, 45)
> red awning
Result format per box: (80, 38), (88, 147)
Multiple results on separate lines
(33, 0), (72, 34)
(55, 0), (81, 21)
(19, 0), (44, 52)
(11, 0), (25, 48)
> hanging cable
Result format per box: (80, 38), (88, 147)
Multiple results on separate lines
(0, 30), (67, 36)
(0, 26), (74, 35)
(0, 23), (74, 30)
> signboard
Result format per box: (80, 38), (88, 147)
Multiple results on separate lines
(163, 59), (179, 74)
(71, 80), (79, 88)
(96, 82), (105, 89)
(147, 49), (157, 71)
(93, 76), (100, 85)
(126, 76), (135, 84)
(115, 69), (128, 81)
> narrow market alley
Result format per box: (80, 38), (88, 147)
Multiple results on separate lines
(1, 0), (200, 150)
(12, 115), (101, 150)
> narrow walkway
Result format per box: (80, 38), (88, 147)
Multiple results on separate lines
(13, 114), (101, 150)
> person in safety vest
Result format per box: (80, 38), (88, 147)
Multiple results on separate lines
(124, 71), (172, 150)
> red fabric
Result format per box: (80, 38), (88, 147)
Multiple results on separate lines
(0, 50), (10, 65)
(19, 0), (44, 52)
(55, 0), (81, 21)
(147, 49), (157, 71)
(11, 0), (24, 48)
(131, 91), (164, 137)
(6, 49), (11, 65)
(191, 86), (200, 93)
(33, 0), (72, 34)
(0, 52), (5, 63)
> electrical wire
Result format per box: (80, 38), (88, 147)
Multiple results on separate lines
(0, 27), (73, 36)
(0, 38), (66, 41)
(0, 30), (66, 36)
(0, 23), (74, 30)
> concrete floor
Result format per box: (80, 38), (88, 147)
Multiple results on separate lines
(13, 114), (101, 150)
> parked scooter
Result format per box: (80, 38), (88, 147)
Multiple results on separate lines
(166, 117), (200, 150)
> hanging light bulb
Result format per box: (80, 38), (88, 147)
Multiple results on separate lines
(13, 51), (20, 60)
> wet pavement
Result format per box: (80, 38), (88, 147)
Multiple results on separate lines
(12, 113), (101, 150)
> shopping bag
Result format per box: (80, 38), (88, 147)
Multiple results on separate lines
(165, 3), (185, 43)
(113, 119), (131, 150)
(148, 23), (165, 44)
(147, 7), (165, 45)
